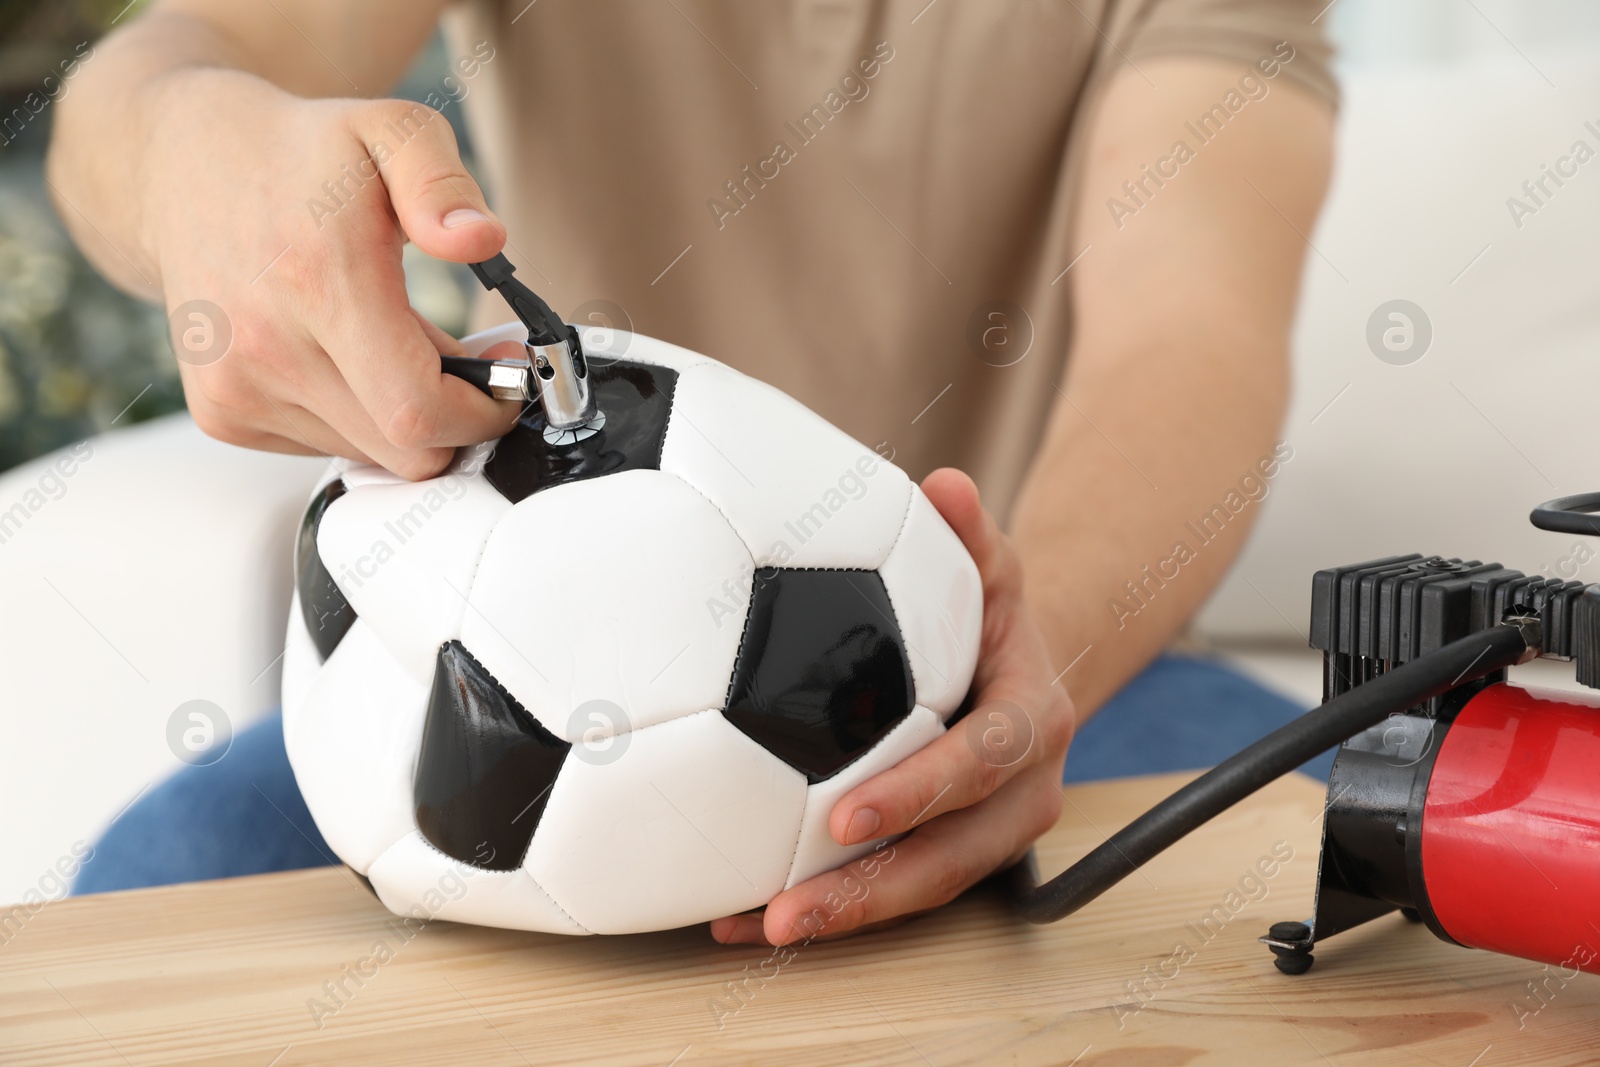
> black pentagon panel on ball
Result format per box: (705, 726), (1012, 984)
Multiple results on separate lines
(723, 569), (915, 783)
(295, 478), (357, 662)
(415, 641), (571, 872)
(484, 359), (677, 504)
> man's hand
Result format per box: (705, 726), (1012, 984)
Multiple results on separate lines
(710, 467), (1076, 945)
(144, 72), (519, 478)
(48, 3), (519, 480)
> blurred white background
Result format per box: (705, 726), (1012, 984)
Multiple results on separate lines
(1330, 0), (1600, 67)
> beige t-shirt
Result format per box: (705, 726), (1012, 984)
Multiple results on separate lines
(445, 0), (1336, 524)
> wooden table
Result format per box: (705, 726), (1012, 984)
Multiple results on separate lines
(4, 772), (1597, 1066)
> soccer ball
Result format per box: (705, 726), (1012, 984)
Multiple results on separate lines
(281, 323), (982, 935)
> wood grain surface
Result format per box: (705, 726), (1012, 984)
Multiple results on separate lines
(3, 771), (1597, 1066)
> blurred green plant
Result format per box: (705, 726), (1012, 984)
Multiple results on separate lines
(0, 2), (177, 474)
(0, 3), (481, 475)
(0, 1), (129, 79)
(0, 180), (182, 473)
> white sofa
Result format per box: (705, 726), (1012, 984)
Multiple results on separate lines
(0, 418), (323, 905)
(5, 52), (1600, 906)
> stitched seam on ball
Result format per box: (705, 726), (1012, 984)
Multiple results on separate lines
(781, 769), (810, 892)
(674, 704), (808, 900)
(720, 578), (758, 713)
(663, 472), (759, 716)
(879, 480), (917, 570)
(533, 877), (592, 935)
(656, 370), (746, 553)
(885, 489), (948, 703)
(668, 472), (751, 565)
(869, 570), (922, 702)
(456, 502), (507, 621)
(448, 641), (560, 744)
(652, 367), (681, 470)
(745, 565), (877, 573)
(313, 479), (351, 600)
(412, 832), (592, 934)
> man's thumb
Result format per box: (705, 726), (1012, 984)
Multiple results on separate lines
(355, 99), (505, 263)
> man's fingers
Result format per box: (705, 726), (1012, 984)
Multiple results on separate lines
(761, 764), (1062, 946)
(186, 410), (348, 461)
(920, 467), (1031, 672)
(829, 696), (1054, 845)
(239, 429), (343, 460)
(709, 911), (766, 945)
(298, 346), (516, 480)
(920, 467), (1006, 578)
(211, 341), (453, 480)
(351, 99), (505, 264)
(189, 378), (384, 470)
(711, 909), (915, 946)
(311, 280), (520, 460)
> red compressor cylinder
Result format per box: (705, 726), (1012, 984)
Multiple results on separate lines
(1422, 682), (1600, 974)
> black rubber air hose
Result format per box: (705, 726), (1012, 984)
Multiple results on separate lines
(1010, 622), (1533, 924)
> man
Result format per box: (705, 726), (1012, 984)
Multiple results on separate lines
(52, 0), (1335, 944)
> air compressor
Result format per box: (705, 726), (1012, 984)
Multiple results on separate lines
(1008, 493), (1600, 978)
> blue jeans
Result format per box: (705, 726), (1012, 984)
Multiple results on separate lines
(72, 652), (1330, 896)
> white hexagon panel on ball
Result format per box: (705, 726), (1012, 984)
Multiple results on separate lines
(525, 709), (808, 934)
(660, 363), (912, 570)
(461, 469), (754, 741)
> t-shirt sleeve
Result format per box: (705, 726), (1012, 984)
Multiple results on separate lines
(1112, 0), (1340, 111)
